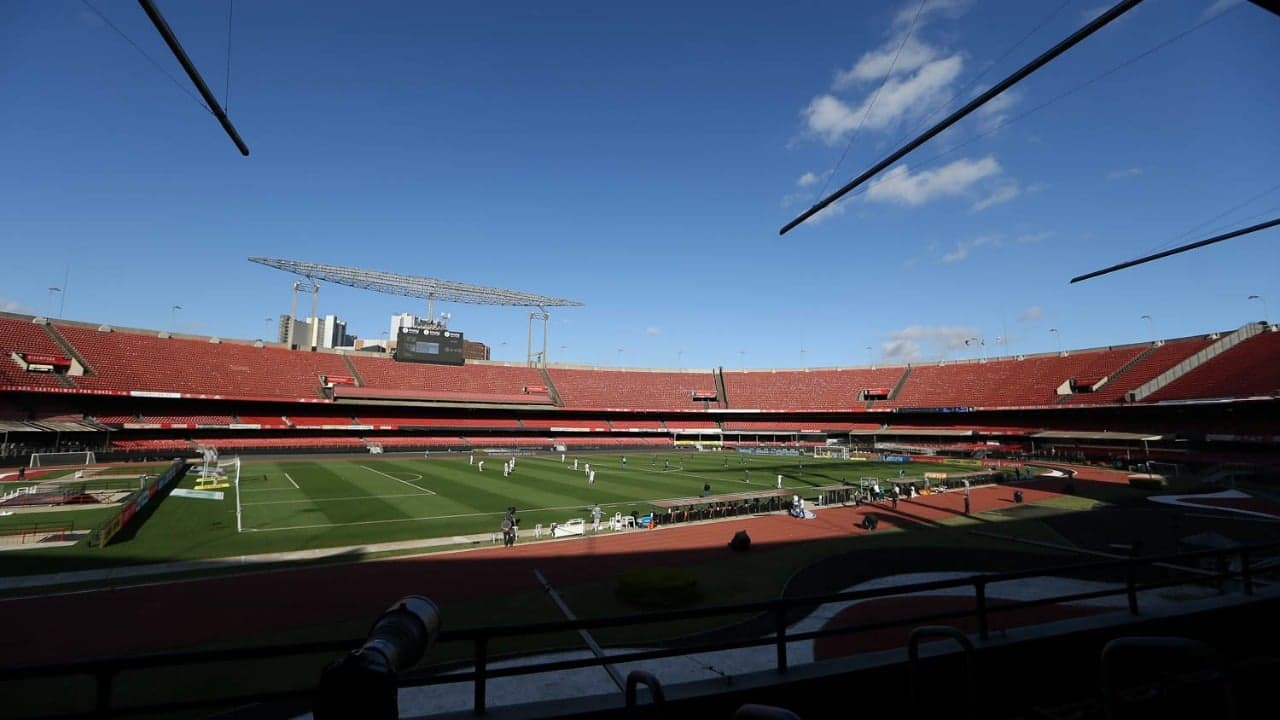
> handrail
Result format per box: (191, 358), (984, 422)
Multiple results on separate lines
(1, 540), (1274, 718)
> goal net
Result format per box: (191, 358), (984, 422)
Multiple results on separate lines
(29, 451), (96, 468)
(194, 456), (240, 490)
(813, 446), (850, 459)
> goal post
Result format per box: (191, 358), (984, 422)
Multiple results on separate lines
(813, 446), (850, 460)
(230, 456), (244, 533)
(29, 451), (96, 468)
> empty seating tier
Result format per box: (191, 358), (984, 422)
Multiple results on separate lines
(287, 415), (359, 427)
(1148, 330), (1280, 401)
(95, 414), (235, 426)
(721, 368), (905, 410)
(349, 356), (547, 404)
(198, 437), (367, 451)
(0, 317), (71, 389)
(1065, 337), (1212, 405)
(885, 346), (1147, 409)
(356, 416), (522, 429)
(370, 436), (466, 448)
(548, 368), (718, 410)
(723, 420), (826, 432)
(56, 323), (350, 399)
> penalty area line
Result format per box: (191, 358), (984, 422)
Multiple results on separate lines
(362, 465), (436, 495)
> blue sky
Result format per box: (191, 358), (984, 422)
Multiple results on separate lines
(2, 0), (1277, 369)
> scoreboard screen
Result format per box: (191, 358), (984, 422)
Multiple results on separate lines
(395, 327), (466, 366)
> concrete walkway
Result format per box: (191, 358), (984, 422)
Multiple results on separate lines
(379, 574), (1220, 719)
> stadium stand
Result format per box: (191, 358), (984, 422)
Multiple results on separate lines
(1147, 328), (1280, 401)
(287, 415), (360, 427)
(357, 416), (522, 429)
(722, 420), (825, 432)
(557, 436), (670, 448)
(368, 436), (467, 448)
(0, 316), (73, 389)
(459, 435), (554, 448)
(607, 419), (666, 430)
(1064, 336), (1213, 404)
(198, 437), (367, 451)
(110, 438), (195, 452)
(519, 418), (610, 430)
(234, 415), (292, 428)
(721, 367), (906, 410)
(883, 347), (1148, 409)
(661, 416), (719, 430)
(55, 322), (349, 399)
(94, 414), (235, 427)
(349, 356), (546, 403)
(548, 368), (718, 409)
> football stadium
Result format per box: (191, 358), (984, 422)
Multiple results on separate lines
(3, 1), (1279, 719)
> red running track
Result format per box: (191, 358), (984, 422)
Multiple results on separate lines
(0, 469), (1119, 668)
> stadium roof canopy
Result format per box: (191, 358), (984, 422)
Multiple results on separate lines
(249, 258), (584, 308)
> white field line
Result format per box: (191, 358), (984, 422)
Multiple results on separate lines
(361, 465), (436, 495)
(242, 492), (430, 507)
(284, 472), (300, 489)
(244, 493), (693, 533)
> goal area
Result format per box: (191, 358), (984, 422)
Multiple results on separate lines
(29, 451), (96, 468)
(813, 446), (850, 460)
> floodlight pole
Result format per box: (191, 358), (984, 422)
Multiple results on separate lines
(309, 282), (320, 349)
(288, 280), (319, 349)
(527, 308), (550, 368)
(136, 0), (250, 156)
(288, 283), (300, 348)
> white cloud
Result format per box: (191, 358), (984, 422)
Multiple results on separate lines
(803, 0), (971, 144)
(942, 234), (998, 263)
(784, 170), (833, 206)
(1019, 305), (1043, 322)
(882, 324), (979, 362)
(803, 95), (858, 145)
(895, 0), (971, 28)
(865, 155), (1000, 206)
(1107, 167), (1143, 180)
(645, 326), (661, 336)
(834, 36), (939, 89)
(805, 199), (849, 225)
(1080, 6), (1110, 22)
(975, 88), (1019, 134)
(848, 55), (965, 135)
(1, 298), (36, 314)
(1202, 0), (1244, 19)
(972, 182), (1021, 211)
(941, 231), (1047, 264)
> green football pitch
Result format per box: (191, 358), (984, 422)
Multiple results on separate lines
(0, 452), (988, 574)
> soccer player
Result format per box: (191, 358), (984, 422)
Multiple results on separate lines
(477, 460), (484, 472)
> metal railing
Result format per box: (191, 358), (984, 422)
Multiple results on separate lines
(1, 541), (1274, 719)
